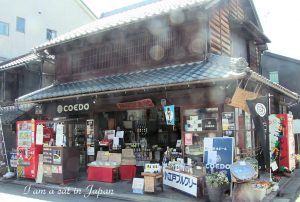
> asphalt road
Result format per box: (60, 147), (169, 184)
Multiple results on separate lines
(0, 181), (125, 202)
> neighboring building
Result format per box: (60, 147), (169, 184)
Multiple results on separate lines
(15, 0), (299, 173)
(0, 0), (96, 62)
(261, 51), (300, 118)
(0, 52), (54, 158)
(0, 0), (96, 161)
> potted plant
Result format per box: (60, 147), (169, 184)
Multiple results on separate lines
(206, 171), (229, 202)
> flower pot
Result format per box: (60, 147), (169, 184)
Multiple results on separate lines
(206, 186), (224, 202)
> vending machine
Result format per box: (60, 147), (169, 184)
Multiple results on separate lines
(269, 114), (296, 171)
(16, 120), (54, 179)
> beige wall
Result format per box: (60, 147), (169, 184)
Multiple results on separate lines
(0, 0), (95, 60)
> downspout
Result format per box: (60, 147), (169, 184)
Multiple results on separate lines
(3, 71), (5, 101)
(40, 59), (44, 89)
(205, 11), (209, 60)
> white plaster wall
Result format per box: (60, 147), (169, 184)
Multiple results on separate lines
(0, 0), (95, 60)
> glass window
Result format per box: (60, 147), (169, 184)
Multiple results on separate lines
(183, 107), (219, 157)
(269, 71), (279, 84)
(0, 21), (9, 35)
(16, 17), (25, 33)
(46, 29), (57, 40)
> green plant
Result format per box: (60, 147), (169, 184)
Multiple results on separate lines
(206, 171), (229, 188)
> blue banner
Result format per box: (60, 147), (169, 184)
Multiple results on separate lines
(164, 105), (175, 125)
(203, 137), (234, 179)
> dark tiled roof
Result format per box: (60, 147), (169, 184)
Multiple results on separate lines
(0, 53), (39, 71)
(34, 0), (215, 51)
(16, 54), (247, 103)
(0, 52), (54, 71)
(0, 104), (35, 123)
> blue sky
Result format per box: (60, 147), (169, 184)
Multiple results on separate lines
(83, 0), (300, 60)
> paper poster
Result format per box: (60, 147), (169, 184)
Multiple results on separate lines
(164, 105), (175, 125)
(105, 130), (115, 139)
(51, 165), (59, 173)
(222, 112), (235, 137)
(116, 131), (124, 138)
(57, 166), (62, 173)
(43, 165), (52, 177)
(36, 125), (44, 145)
(185, 133), (193, 145)
(52, 149), (62, 164)
(113, 137), (119, 146)
(176, 140), (182, 148)
(87, 146), (94, 156)
(86, 119), (94, 135)
(56, 124), (64, 146)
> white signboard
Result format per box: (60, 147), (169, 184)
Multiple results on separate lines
(56, 124), (64, 146)
(116, 131), (124, 138)
(36, 125), (44, 145)
(163, 168), (198, 196)
(132, 178), (144, 189)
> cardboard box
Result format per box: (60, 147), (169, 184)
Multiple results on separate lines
(109, 153), (122, 164)
(121, 158), (136, 165)
(122, 149), (134, 158)
(96, 151), (110, 161)
(144, 176), (155, 192)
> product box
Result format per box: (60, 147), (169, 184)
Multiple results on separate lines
(96, 151), (110, 161)
(122, 149), (134, 158)
(121, 158), (136, 165)
(109, 153), (122, 164)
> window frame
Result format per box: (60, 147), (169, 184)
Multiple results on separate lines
(0, 21), (9, 36)
(16, 16), (25, 33)
(269, 71), (279, 84)
(46, 28), (57, 40)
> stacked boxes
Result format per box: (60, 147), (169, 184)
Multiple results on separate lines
(121, 149), (136, 165)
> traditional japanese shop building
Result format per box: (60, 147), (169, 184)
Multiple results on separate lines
(15, 0), (299, 171)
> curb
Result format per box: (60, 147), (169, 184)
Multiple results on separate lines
(277, 173), (295, 197)
(0, 178), (144, 202)
(0, 178), (194, 202)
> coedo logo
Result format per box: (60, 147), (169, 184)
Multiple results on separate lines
(57, 103), (90, 113)
(255, 103), (266, 117)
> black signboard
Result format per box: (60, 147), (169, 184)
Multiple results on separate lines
(202, 118), (217, 130)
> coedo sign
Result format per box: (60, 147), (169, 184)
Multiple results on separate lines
(57, 103), (90, 113)
(203, 137), (234, 179)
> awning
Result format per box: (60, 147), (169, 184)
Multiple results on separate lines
(0, 104), (35, 123)
(16, 54), (299, 104)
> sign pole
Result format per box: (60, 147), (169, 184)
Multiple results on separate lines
(267, 93), (272, 182)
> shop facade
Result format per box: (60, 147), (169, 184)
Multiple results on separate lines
(13, 0), (300, 196)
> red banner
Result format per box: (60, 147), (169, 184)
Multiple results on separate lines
(117, 99), (154, 110)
